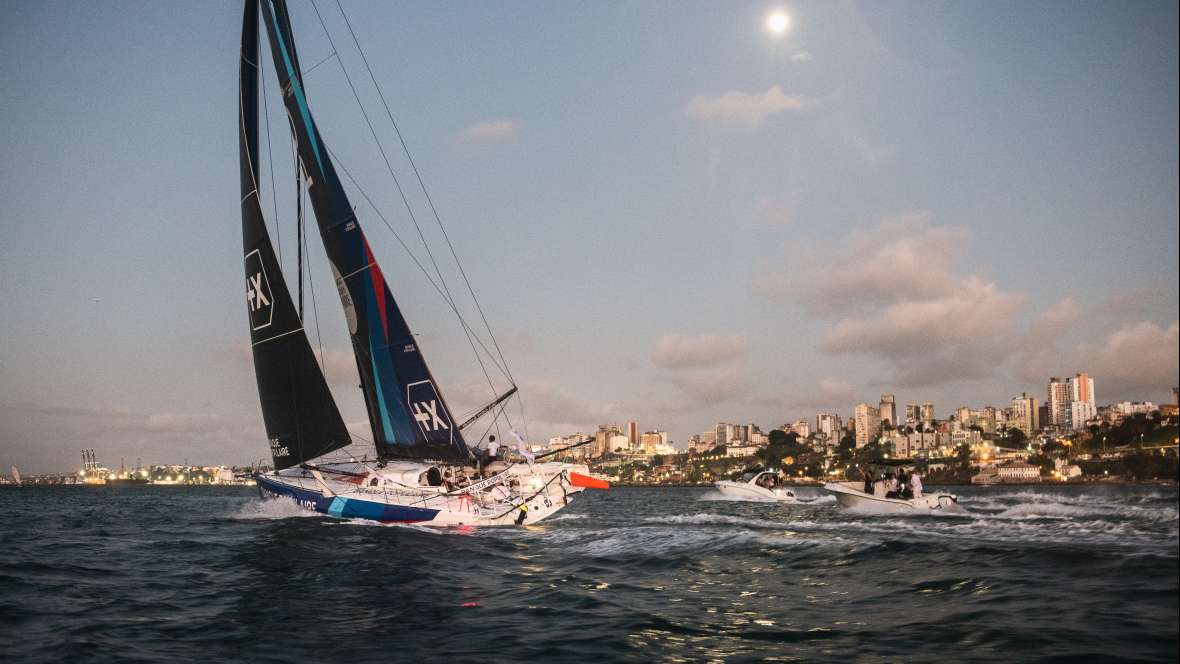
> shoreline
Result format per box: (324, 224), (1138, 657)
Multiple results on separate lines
(609, 479), (1177, 488)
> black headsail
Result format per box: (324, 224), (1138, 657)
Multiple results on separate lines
(240, 0), (351, 470)
(257, 0), (471, 463)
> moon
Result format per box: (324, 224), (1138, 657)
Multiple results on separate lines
(767, 11), (790, 35)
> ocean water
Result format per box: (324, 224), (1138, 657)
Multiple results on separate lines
(0, 484), (1175, 663)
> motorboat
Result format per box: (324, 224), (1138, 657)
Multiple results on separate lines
(823, 481), (963, 513)
(715, 471), (803, 502)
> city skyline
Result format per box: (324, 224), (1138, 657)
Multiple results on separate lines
(2, 2), (1178, 473)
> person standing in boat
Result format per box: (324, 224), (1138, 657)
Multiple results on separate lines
(863, 470), (873, 495)
(873, 474), (887, 497)
(910, 469), (923, 498)
(884, 472), (899, 499)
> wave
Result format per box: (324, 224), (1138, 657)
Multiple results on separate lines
(642, 513), (789, 529)
(546, 513), (590, 522)
(574, 524), (836, 558)
(229, 496), (320, 520)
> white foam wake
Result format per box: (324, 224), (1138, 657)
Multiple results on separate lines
(230, 496), (320, 520)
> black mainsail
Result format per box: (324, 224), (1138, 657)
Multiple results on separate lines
(257, 0), (471, 463)
(240, 0), (351, 470)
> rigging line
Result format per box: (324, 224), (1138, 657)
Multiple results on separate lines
(302, 50), (337, 78)
(308, 0), (510, 413)
(260, 45), (283, 266)
(307, 0), (457, 313)
(325, 145), (513, 380)
(329, 145), (516, 433)
(473, 399), (511, 449)
(334, 0), (516, 386)
(302, 182), (327, 371)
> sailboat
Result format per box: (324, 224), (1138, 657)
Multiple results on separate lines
(239, 0), (602, 526)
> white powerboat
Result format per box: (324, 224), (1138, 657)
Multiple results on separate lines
(715, 471), (803, 502)
(823, 481), (963, 514)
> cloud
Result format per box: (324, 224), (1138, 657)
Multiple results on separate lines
(664, 365), (751, 405)
(754, 213), (1026, 388)
(819, 278), (1024, 357)
(755, 378), (857, 413)
(1080, 321), (1179, 400)
(790, 52), (814, 63)
(651, 333), (749, 369)
(520, 379), (619, 436)
(684, 86), (816, 128)
(453, 118), (520, 145)
(803, 212), (973, 315)
(1012, 297), (1083, 382)
(648, 334), (752, 409)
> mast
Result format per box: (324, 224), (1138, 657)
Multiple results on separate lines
(240, 0), (351, 470)
(257, 0), (471, 463)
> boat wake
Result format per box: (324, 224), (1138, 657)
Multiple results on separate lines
(230, 495), (319, 520)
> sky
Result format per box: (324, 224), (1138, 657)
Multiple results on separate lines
(1, 0), (1177, 473)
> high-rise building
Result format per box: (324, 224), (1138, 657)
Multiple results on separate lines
(816, 413), (842, 441)
(953, 406), (972, 425)
(1068, 401), (1096, 430)
(687, 434), (715, 455)
(609, 433), (629, 454)
(1068, 373), (1095, 408)
(627, 421), (639, 448)
(715, 423), (734, 447)
(701, 429), (717, 449)
(879, 394), (896, 427)
(790, 419), (811, 438)
(1047, 377), (1070, 427)
(904, 404), (920, 425)
(640, 430), (668, 453)
(978, 406), (998, 434)
(1010, 393), (1039, 436)
(854, 403), (881, 448)
(919, 402), (935, 423)
(592, 424), (623, 458)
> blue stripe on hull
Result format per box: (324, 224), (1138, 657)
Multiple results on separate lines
(253, 474), (440, 523)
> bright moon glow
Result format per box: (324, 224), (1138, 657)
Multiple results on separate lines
(767, 11), (790, 34)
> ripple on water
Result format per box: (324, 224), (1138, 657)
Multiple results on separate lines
(0, 484), (1175, 663)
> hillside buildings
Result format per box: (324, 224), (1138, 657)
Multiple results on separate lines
(879, 394), (896, 428)
(1010, 393), (1040, 435)
(854, 403), (881, 448)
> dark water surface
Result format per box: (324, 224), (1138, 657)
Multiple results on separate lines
(0, 484), (1176, 662)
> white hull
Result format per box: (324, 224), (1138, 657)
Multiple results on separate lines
(823, 482), (963, 513)
(714, 472), (803, 503)
(255, 460), (579, 526)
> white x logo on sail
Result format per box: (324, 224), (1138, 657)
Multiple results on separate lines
(412, 400), (449, 431)
(247, 272), (270, 311)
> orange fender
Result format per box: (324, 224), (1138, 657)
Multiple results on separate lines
(569, 472), (610, 489)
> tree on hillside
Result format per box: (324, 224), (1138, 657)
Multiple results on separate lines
(763, 429), (807, 466)
(1002, 427), (1027, 446)
(955, 443), (971, 470)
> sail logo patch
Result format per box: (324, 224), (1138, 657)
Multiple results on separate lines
(269, 438), (290, 458)
(412, 400), (449, 431)
(407, 380), (452, 442)
(244, 249), (274, 331)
